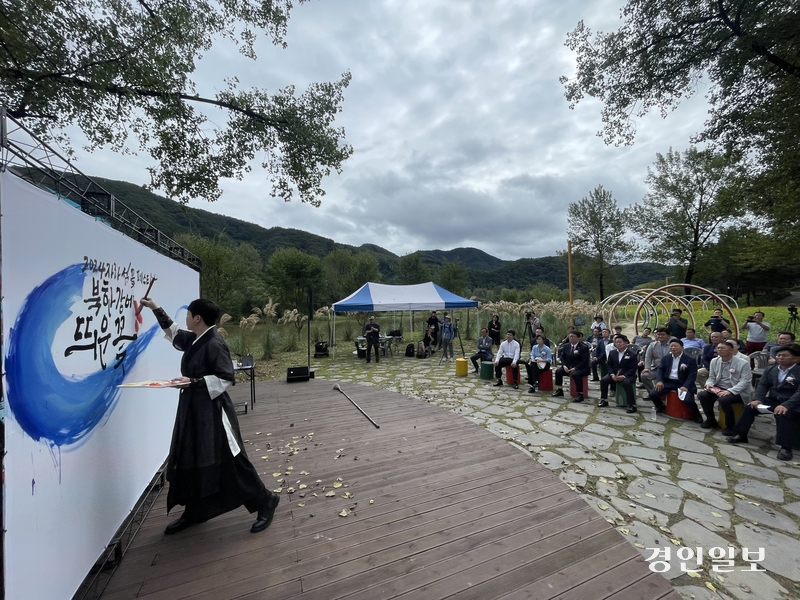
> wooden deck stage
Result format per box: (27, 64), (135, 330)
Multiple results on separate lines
(100, 379), (681, 600)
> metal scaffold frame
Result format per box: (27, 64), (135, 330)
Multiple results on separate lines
(0, 107), (200, 271)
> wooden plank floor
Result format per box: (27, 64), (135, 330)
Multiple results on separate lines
(100, 379), (681, 600)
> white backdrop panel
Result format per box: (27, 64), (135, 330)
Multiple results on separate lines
(1, 172), (198, 600)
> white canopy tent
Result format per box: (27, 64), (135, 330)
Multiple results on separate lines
(331, 282), (478, 354)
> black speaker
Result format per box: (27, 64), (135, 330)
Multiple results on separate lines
(286, 366), (314, 383)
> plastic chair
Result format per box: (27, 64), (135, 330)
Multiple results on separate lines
(683, 347), (702, 366)
(750, 351), (770, 384)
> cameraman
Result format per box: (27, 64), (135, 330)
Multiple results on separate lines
(703, 308), (730, 335)
(743, 311), (770, 353)
(667, 308), (688, 339)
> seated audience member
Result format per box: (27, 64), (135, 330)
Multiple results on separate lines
(681, 328), (705, 350)
(698, 340), (753, 433)
(703, 308), (730, 335)
(766, 331), (796, 364)
(646, 338), (701, 422)
(613, 325), (623, 338)
(534, 327), (554, 351)
(553, 331), (591, 402)
(587, 327), (603, 346)
(696, 331), (722, 388)
(526, 334), (553, 393)
(591, 328), (611, 381)
(632, 327), (653, 350)
(721, 329), (747, 354)
(560, 325), (577, 345)
(743, 311), (770, 354)
(493, 330), (521, 388)
(727, 344), (800, 460)
(598, 335), (639, 413)
(417, 326), (434, 357)
(667, 308), (689, 339)
(640, 328), (671, 392)
(470, 328), (493, 372)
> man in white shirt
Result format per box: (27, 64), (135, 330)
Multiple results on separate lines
(743, 311), (770, 353)
(493, 330), (521, 389)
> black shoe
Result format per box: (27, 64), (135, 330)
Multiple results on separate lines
(552, 389), (564, 397)
(164, 515), (195, 535)
(727, 434), (749, 444)
(591, 377), (600, 382)
(494, 380), (503, 387)
(365, 360), (371, 363)
(251, 493), (280, 533)
(474, 369), (479, 374)
(655, 407), (666, 414)
(597, 399), (609, 408)
(720, 428), (735, 437)
(573, 394), (584, 403)
(513, 384), (518, 389)
(777, 448), (793, 461)
(626, 405), (638, 414)
(700, 420), (718, 429)
(528, 387), (536, 394)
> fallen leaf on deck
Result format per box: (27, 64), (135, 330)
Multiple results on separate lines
(339, 509), (348, 517)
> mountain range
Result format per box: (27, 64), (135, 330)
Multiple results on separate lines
(93, 177), (673, 292)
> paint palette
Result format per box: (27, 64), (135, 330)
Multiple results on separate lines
(117, 380), (186, 388)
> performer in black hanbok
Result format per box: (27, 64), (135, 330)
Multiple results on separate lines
(139, 297), (279, 535)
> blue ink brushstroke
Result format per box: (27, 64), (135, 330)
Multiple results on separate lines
(6, 264), (160, 447)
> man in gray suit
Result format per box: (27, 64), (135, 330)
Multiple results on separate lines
(728, 344), (800, 460)
(640, 328), (671, 393)
(698, 340), (753, 434)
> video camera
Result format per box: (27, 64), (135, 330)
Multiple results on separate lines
(789, 304), (797, 316)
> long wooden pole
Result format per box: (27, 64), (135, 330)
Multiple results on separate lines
(567, 240), (574, 326)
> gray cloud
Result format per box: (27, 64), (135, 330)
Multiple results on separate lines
(69, 0), (713, 261)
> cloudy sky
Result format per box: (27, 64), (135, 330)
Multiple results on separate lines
(76, 0), (711, 261)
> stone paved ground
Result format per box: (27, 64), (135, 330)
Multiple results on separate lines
(311, 350), (800, 600)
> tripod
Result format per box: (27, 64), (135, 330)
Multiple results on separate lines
(784, 310), (800, 336)
(519, 319), (536, 349)
(438, 320), (466, 364)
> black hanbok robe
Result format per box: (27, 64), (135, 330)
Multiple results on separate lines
(165, 325), (268, 521)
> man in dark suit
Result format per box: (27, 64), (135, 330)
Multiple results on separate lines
(728, 343), (800, 460)
(598, 335), (639, 413)
(553, 331), (591, 402)
(646, 338), (701, 421)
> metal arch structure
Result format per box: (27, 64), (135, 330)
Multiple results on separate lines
(607, 289), (694, 334)
(606, 284), (739, 338)
(599, 291), (660, 328)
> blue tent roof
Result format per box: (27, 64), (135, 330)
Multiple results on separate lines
(332, 282), (477, 312)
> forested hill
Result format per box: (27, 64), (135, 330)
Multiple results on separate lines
(95, 176), (671, 290)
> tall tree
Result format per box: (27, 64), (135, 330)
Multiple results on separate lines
(394, 252), (431, 285)
(436, 259), (469, 297)
(322, 249), (381, 303)
(175, 234), (265, 316)
(1, 0), (352, 205)
(560, 1), (800, 229)
(628, 147), (744, 286)
(265, 248), (324, 313)
(567, 185), (632, 300)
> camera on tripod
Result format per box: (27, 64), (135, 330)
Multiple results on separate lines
(789, 304), (797, 316)
(525, 312), (533, 321)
